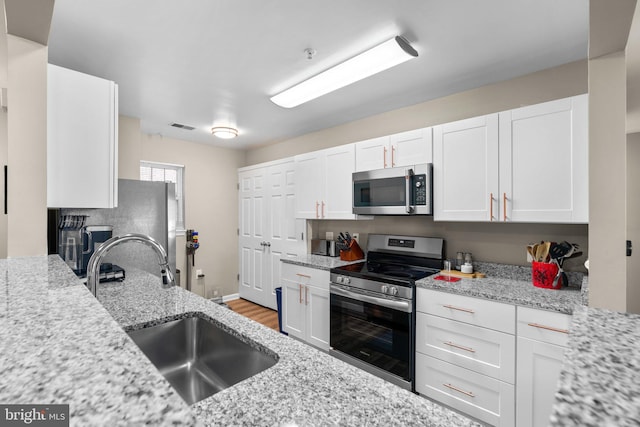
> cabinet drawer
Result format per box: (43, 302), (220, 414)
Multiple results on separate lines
(281, 263), (329, 290)
(416, 353), (515, 427)
(517, 306), (571, 347)
(417, 288), (516, 334)
(416, 313), (515, 384)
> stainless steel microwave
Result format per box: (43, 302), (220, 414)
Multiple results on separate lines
(352, 164), (432, 215)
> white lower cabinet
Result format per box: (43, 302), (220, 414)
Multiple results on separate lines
(516, 307), (571, 427)
(416, 353), (515, 427)
(281, 263), (330, 351)
(416, 288), (515, 426)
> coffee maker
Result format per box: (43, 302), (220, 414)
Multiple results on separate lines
(59, 217), (115, 277)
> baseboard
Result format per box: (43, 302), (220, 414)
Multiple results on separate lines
(223, 293), (239, 303)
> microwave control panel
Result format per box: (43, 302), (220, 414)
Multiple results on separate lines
(414, 175), (427, 205)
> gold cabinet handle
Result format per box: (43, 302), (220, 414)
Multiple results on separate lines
(296, 273), (311, 278)
(383, 146), (388, 168)
(503, 192), (507, 221)
(315, 201), (319, 219)
(527, 323), (569, 334)
(391, 146), (396, 167)
(442, 304), (475, 314)
(299, 284), (303, 304)
(489, 192), (494, 221)
(444, 341), (476, 353)
(321, 201), (325, 218)
(305, 286), (309, 305)
(443, 383), (475, 398)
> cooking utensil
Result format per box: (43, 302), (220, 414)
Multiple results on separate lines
(549, 241), (572, 261)
(539, 242), (550, 262)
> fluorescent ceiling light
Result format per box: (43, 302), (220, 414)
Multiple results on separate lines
(211, 126), (238, 139)
(271, 36), (418, 108)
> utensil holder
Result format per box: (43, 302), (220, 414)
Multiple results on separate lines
(339, 240), (364, 261)
(531, 261), (561, 289)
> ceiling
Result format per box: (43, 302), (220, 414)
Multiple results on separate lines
(47, 0), (588, 150)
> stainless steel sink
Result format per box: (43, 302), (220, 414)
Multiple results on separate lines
(128, 315), (278, 405)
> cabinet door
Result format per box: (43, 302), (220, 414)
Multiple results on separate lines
(47, 64), (118, 208)
(433, 114), (499, 221)
(295, 152), (324, 219)
(499, 94), (588, 223)
(264, 161), (298, 310)
(516, 337), (566, 427)
(238, 169), (269, 305)
(282, 278), (305, 340)
(390, 128), (432, 167)
(354, 136), (390, 172)
(305, 285), (330, 351)
(323, 144), (356, 219)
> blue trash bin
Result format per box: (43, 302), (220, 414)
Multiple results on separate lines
(275, 287), (288, 335)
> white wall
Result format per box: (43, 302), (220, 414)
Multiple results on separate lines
(247, 60), (587, 165)
(627, 132), (640, 314)
(118, 117), (245, 298)
(6, 35), (48, 256)
(245, 60), (590, 273)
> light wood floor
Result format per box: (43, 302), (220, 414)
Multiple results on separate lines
(226, 298), (279, 331)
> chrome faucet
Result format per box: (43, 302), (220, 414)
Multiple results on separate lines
(86, 233), (175, 297)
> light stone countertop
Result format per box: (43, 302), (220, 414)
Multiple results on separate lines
(281, 254), (364, 270)
(286, 255), (587, 314)
(415, 274), (586, 315)
(0, 255), (479, 427)
(550, 305), (640, 427)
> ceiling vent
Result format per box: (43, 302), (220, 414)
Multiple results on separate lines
(170, 123), (195, 131)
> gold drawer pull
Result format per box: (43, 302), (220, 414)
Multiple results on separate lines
(444, 341), (476, 353)
(296, 273), (311, 278)
(527, 323), (568, 334)
(442, 304), (475, 314)
(443, 383), (475, 398)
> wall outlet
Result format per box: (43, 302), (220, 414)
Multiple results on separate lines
(196, 269), (203, 277)
(325, 231), (334, 240)
(352, 233), (360, 243)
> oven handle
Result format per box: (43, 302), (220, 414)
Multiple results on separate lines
(330, 285), (413, 313)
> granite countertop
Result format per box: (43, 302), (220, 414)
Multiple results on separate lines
(281, 254), (364, 270)
(417, 262), (587, 315)
(0, 256), (198, 426)
(285, 256), (587, 315)
(550, 305), (640, 426)
(0, 256), (479, 426)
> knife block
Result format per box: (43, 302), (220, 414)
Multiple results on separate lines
(339, 240), (364, 261)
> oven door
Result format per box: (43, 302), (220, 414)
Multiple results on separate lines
(330, 284), (414, 384)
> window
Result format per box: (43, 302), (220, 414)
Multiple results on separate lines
(140, 161), (185, 233)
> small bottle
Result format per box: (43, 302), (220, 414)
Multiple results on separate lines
(464, 252), (473, 265)
(456, 252), (464, 270)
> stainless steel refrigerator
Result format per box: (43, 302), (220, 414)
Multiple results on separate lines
(60, 179), (177, 277)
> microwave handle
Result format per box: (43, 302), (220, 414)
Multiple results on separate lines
(406, 168), (414, 214)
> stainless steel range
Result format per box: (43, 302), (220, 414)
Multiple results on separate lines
(329, 234), (444, 391)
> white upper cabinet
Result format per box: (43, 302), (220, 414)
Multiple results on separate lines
(499, 94), (588, 223)
(354, 136), (389, 171)
(355, 128), (432, 172)
(433, 115), (499, 221)
(390, 128), (433, 167)
(434, 94), (588, 223)
(295, 144), (356, 219)
(47, 64), (118, 208)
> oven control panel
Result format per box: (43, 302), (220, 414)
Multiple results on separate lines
(380, 285), (399, 295)
(335, 276), (351, 285)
